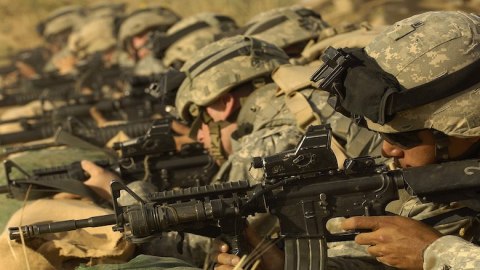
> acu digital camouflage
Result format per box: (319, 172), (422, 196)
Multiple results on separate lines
(424, 235), (480, 270)
(364, 11), (480, 137)
(244, 6), (331, 53)
(162, 13), (238, 68)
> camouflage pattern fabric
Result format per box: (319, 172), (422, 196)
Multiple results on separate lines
(424, 235), (480, 270)
(176, 35), (289, 122)
(364, 11), (480, 137)
(68, 17), (117, 61)
(244, 5), (331, 52)
(162, 13), (237, 68)
(41, 5), (85, 38)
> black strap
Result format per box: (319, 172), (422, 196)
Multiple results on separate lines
(246, 8), (321, 35)
(185, 36), (287, 79)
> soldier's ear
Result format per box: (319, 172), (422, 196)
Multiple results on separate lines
(205, 93), (236, 121)
(221, 93), (236, 121)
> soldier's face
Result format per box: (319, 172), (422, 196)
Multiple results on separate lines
(130, 32), (150, 60)
(382, 130), (436, 168)
(382, 130), (480, 168)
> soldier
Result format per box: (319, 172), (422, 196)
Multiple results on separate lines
(37, 5), (86, 74)
(338, 10), (480, 270)
(118, 7), (180, 76)
(159, 13), (238, 70)
(243, 5), (332, 58)
(216, 10), (480, 270)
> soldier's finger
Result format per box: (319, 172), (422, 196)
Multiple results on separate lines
(212, 238), (229, 252)
(354, 231), (382, 246)
(81, 160), (103, 174)
(171, 120), (190, 135)
(341, 216), (382, 230)
(216, 253), (240, 266)
(366, 244), (386, 257)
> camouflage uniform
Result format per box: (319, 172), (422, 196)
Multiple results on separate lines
(315, 11), (480, 269)
(424, 236), (480, 270)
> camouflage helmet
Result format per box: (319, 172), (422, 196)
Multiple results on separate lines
(161, 13), (238, 68)
(68, 18), (117, 60)
(38, 5), (85, 39)
(363, 11), (480, 137)
(244, 6), (330, 54)
(118, 8), (180, 51)
(176, 35), (289, 122)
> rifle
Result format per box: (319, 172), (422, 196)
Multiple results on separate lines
(0, 94), (163, 127)
(0, 68), (183, 126)
(0, 61), (130, 107)
(9, 125), (480, 269)
(0, 119), (217, 200)
(0, 117), (153, 145)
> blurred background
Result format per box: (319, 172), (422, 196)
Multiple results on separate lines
(1, 0), (479, 63)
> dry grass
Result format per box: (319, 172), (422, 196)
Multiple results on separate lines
(0, 0), (300, 59)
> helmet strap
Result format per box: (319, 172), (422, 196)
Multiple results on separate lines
(206, 108), (241, 165)
(433, 130), (450, 162)
(207, 120), (231, 165)
(434, 131), (480, 162)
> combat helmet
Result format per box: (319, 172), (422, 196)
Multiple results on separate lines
(68, 17), (117, 61)
(118, 7), (180, 52)
(176, 35), (289, 123)
(160, 13), (238, 69)
(244, 6), (331, 56)
(37, 5), (85, 44)
(315, 11), (480, 143)
(176, 35), (289, 162)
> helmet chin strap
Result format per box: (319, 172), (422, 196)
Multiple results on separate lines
(434, 131), (480, 162)
(433, 130), (450, 162)
(207, 120), (231, 165)
(206, 107), (242, 165)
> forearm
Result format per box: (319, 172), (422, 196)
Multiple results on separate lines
(423, 235), (480, 270)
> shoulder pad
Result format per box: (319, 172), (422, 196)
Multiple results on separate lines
(272, 64), (318, 95)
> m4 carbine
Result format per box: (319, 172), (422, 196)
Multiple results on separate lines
(9, 125), (480, 270)
(0, 117), (154, 146)
(0, 119), (217, 201)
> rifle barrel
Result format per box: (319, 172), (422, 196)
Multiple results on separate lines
(9, 214), (117, 240)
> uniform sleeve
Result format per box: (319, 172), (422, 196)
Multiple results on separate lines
(423, 235), (480, 270)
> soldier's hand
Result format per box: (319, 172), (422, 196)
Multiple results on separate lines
(342, 216), (442, 270)
(212, 239), (240, 270)
(80, 160), (120, 201)
(171, 120), (195, 151)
